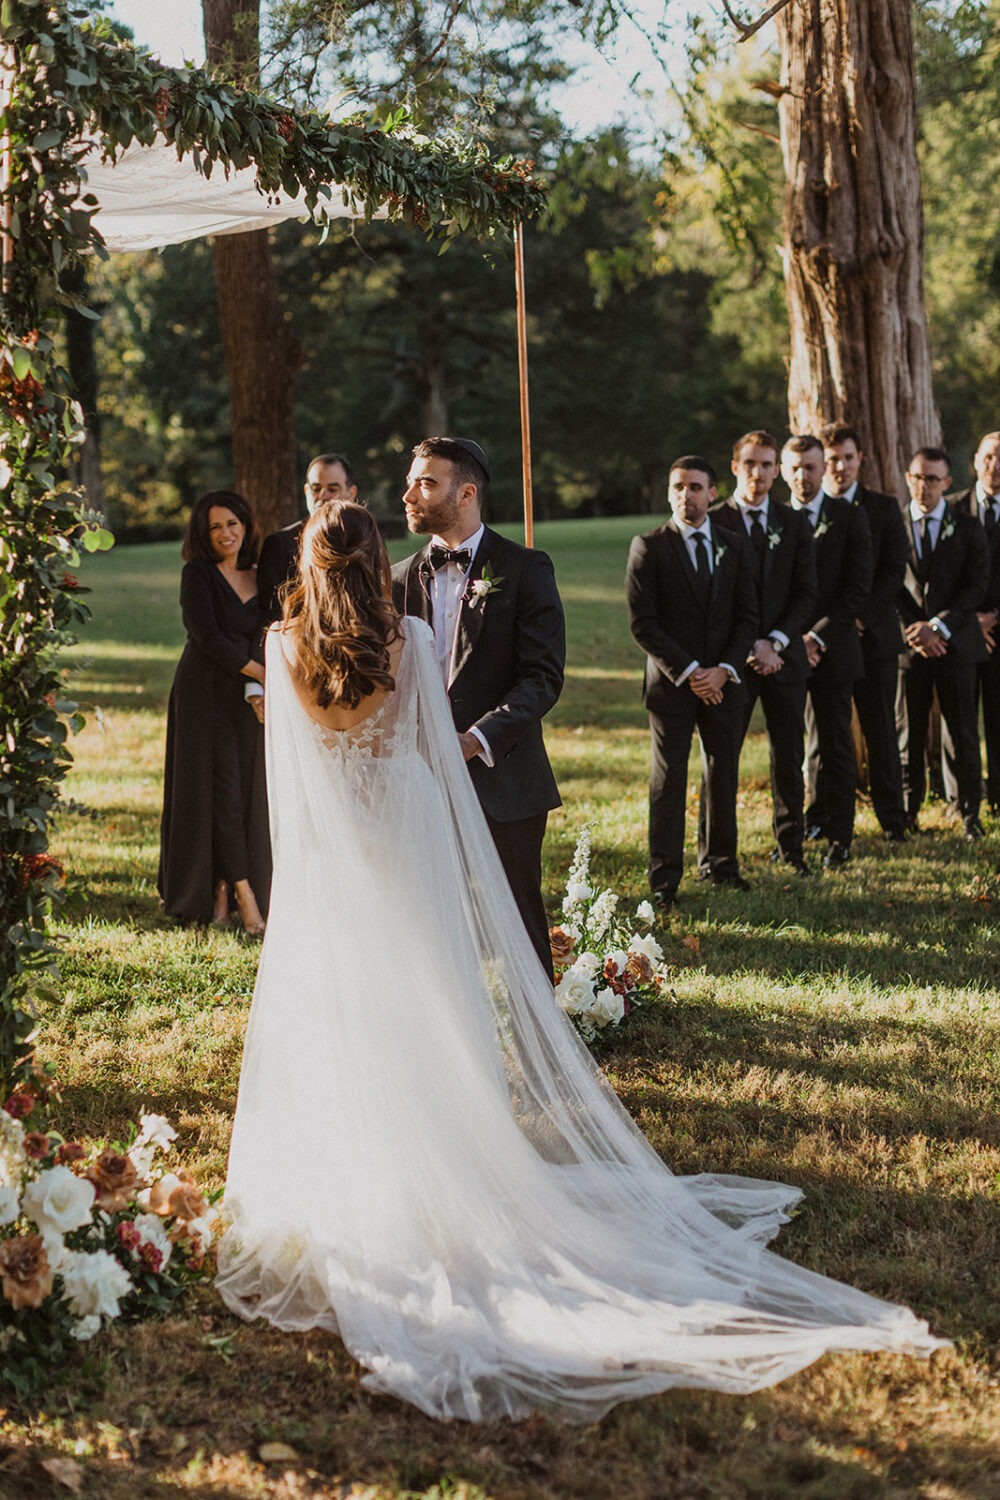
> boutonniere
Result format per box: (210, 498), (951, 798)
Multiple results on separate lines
(464, 562), (503, 608)
(813, 514), (830, 540)
(714, 543), (728, 566)
(767, 526), (782, 550)
(939, 513), (956, 542)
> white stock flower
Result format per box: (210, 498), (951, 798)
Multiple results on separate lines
(0, 1111), (27, 1188)
(563, 879), (592, 908)
(590, 987), (626, 1028)
(635, 900), (656, 925)
(554, 970), (598, 1019)
(22, 1165), (96, 1236)
(589, 889), (618, 940)
(128, 1142), (156, 1180)
(61, 1249), (133, 1320)
(572, 951), (601, 978)
(628, 932), (664, 963)
(136, 1114), (177, 1153)
(133, 1213), (172, 1268)
(0, 1183), (20, 1227)
(71, 1314), (102, 1342)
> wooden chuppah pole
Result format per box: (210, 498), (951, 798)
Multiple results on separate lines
(1, 49), (14, 285)
(514, 220), (534, 548)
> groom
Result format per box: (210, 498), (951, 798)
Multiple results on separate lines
(392, 437), (565, 979)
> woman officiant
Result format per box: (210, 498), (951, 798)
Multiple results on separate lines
(158, 490), (271, 935)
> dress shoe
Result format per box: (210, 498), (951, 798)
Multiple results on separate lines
(710, 872), (750, 891)
(652, 888), (679, 910)
(785, 856), (811, 876)
(805, 824), (824, 842)
(823, 842), (851, 869)
(885, 828), (908, 846)
(963, 817), (985, 841)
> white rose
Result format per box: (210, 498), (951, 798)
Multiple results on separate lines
(554, 971), (598, 1019)
(71, 1314), (102, 1342)
(22, 1165), (96, 1236)
(590, 986), (626, 1028)
(136, 1114), (177, 1153)
(61, 1249), (133, 1320)
(572, 951), (601, 978)
(40, 1231), (72, 1275)
(635, 900), (656, 925)
(628, 932), (664, 963)
(0, 1184), (19, 1227)
(133, 1213), (172, 1268)
(604, 948), (629, 976)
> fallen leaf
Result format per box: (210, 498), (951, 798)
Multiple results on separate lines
(40, 1457), (85, 1494)
(680, 934), (700, 954)
(259, 1442), (300, 1464)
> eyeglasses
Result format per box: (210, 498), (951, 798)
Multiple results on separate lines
(906, 473), (946, 484)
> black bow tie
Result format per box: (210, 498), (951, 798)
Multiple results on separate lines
(428, 545), (472, 573)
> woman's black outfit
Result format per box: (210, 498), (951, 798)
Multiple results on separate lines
(158, 559), (271, 924)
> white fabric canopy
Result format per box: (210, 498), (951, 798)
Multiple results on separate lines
(81, 139), (378, 253)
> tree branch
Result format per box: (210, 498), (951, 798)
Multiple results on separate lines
(720, 0), (796, 43)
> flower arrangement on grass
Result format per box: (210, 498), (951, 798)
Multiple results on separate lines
(549, 827), (670, 1044)
(0, 1086), (219, 1397)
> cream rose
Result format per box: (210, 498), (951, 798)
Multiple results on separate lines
(22, 1165), (96, 1236)
(136, 1114), (177, 1153)
(590, 987), (626, 1028)
(61, 1249), (133, 1320)
(554, 970), (597, 1018)
(628, 931), (664, 964)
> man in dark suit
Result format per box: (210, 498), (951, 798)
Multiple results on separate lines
(945, 432), (1000, 813)
(898, 446), (990, 837)
(391, 437), (565, 978)
(257, 453), (358, 623)
(711, 430), (817, 874)
(783, 435), (873, 868)
(818, 422), (909, 844)
(626, 455), (757, 908)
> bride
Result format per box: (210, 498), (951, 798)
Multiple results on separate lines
(216, 501), (945, 1423)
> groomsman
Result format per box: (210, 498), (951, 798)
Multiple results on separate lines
(818, 423), (909, 844)
(711, 430), (817, 873)
(783, 435), (873, 868)
(258, 453), (358, 622)
(392, 436), (565, 977)
(945, 432), (1000, 813)
(897, 447), (989, 837)
(626, 456), (757, 907)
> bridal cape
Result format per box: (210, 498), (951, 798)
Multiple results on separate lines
(216, 618), (945, 1422)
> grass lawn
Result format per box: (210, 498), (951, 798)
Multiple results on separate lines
(5, 517), (999, 1499)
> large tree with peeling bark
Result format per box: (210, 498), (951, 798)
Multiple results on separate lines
(773, 0), (938, 493)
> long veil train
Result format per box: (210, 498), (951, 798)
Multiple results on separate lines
(216, 618), (944, 1422)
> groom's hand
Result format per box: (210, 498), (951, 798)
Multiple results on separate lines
(458, 731), (482, 761)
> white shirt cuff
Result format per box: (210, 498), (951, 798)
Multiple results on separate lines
(245, 681), (264, 700)
(719, 662), (741, 685)
(469, 725), (495, 766)
(675, 660), (699, 686)
(769, 630), (789, 650)
(808, 630), (826, 652)
(930, 617), (951, 640)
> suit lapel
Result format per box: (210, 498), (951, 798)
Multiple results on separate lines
(665, 519), (704, 604)
(404, 549), (434, 625)
(762, 502), (781, 585)
(448, 529), (492, 688)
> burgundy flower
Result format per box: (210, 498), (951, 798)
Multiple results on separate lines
(116, 1222), (141, 1251)
(23, 1132), (51, 1161)
(4, 1091), (35, 1121)
(56, 1141), (85, 1166)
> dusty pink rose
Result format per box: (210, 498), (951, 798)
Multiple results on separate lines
(86, 1150), (140, 1211)
(0, 1234), (55, 1310)
(548, 927), (577, 968)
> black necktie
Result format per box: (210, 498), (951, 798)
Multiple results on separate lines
(692, 532), (711, 589)
(986, 502), (999, 534)
(749, 513), (767, 576)
(429, 545), (472, 573)
(918, 516), (935, 583)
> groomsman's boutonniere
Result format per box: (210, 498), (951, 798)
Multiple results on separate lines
(714, 543), (728, 566)
(939, 513), (956, 543)
(464, 563), (503, 609)
(812, 514), (830, 540)
(767, 527), (782, 550)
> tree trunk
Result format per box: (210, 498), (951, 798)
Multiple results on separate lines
(202, 0), (302, 537)
(775, 0), (939, 496)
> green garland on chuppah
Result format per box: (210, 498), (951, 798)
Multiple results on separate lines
(0, 0), (545, 1086)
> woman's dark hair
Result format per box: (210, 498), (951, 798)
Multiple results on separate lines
(182, 490), (259, 569)
(283, 501), (401, 709)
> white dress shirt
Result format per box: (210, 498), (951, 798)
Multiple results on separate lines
(427, 524), (493, 765)
(975, 482), (1000, 525)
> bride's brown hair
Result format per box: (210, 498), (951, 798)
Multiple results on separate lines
(282, 502), (401, 709)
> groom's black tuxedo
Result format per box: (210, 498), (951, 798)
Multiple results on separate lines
(258, 519), (306, 624)
(392, 527), (565, 974)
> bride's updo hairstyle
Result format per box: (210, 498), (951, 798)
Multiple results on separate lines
(283, 501), (401, 709)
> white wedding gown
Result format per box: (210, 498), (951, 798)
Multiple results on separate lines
(216, 618), (945, 1422)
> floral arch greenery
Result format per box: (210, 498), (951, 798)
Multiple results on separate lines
(0, 0), (544, 1085)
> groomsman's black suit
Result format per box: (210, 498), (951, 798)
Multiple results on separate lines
(258, 520), (306, 624)
(800, 495), (873, 853)
(711, 498), (817, 865)
(626, 519), (757, 898)
(897, 504), (990, 825)
(947, 488), (1000, 810)
(807, 486), (908, 840)
(392, 528), (565, 976)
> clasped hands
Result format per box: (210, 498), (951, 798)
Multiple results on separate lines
(748, 638), (782, 676)
(688, 666), (728, 705)
(904, 620), (948, 658)
(978, 609), (997, 655)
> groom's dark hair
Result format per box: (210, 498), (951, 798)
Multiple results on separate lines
(413, 436), (489, 496)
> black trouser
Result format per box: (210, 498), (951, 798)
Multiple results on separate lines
(741, 673), (807, 862)
(648, 688), (742, 895)
(804, 679), (857, 847)
(807, 657), (907, 837)
(941, 652), (1000, 813)
(899, 656), (981, 821)
(484, 809), (554, 982)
